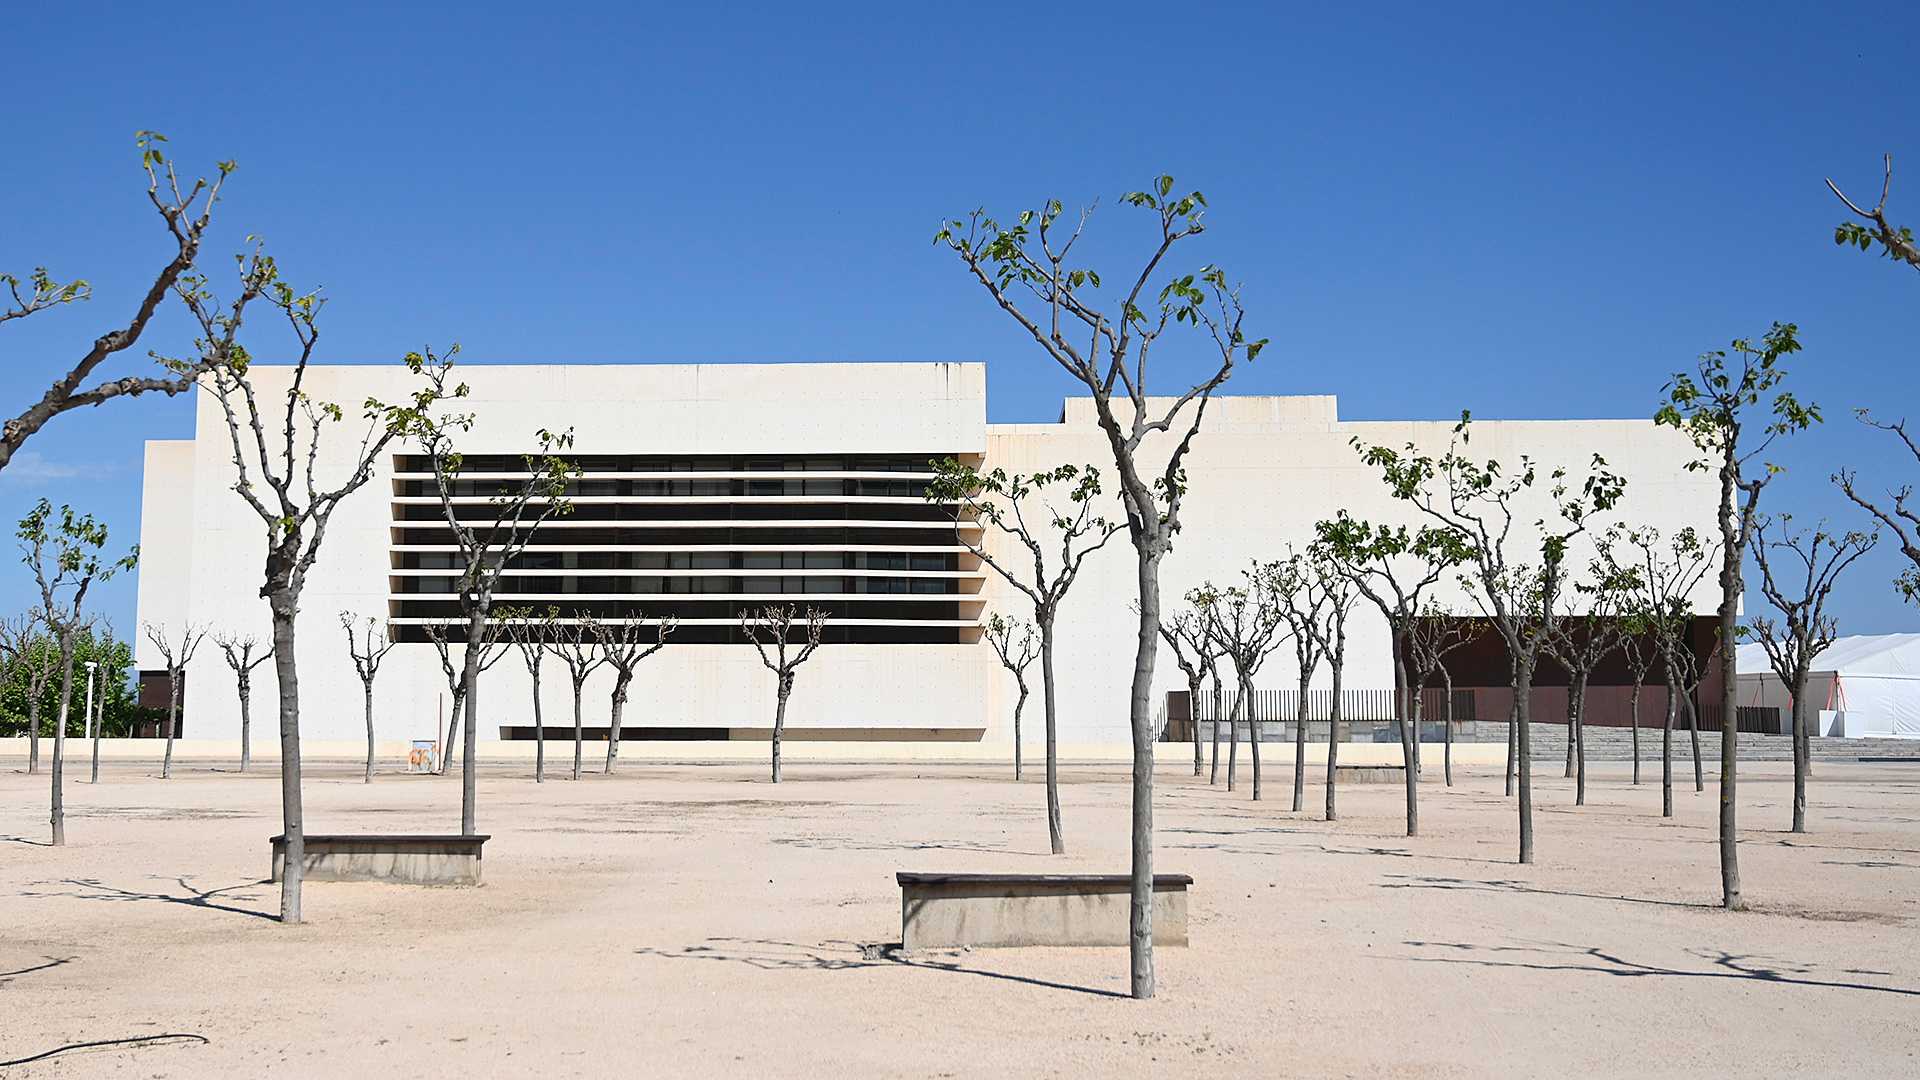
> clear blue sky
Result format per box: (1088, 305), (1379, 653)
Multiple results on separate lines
(2, 2), (1916, 644)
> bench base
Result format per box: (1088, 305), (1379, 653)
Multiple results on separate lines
(270, 834), (488, 886)
(1333, 765), (1409, 784)
(898, 873), (1190, 949)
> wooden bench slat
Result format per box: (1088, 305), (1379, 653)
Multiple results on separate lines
(896, 872), (1191, 887)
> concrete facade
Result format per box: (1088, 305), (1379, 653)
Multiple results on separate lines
(134, 362), (1719, 756)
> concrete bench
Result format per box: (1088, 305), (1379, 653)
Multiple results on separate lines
(1334, 764), (1408, 784)
(270, 834), (489, 886)
(897, 872), (1191, 949)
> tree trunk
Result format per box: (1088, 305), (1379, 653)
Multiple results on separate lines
(606, 675), (630, 774)
(1564, 685), (1577, 778)
(1226, 686), (1240, 792)
(771, 677), (789, 783)
(1013, 683), (1028, 781)
(1188, 676), (1202, 777)
(240, 676), (253, 774)
(1662, 677), (1676, 818)
(460, 644), (482, 836)
(269, 595), (304, 924)
(531, 666), (545, 784)
(27, 691), (41, 775)
(1292, 673), (1310, 812)
(1515, 664), (1535, 864)
(1405, 680), (1424, 836)
(1208, 672), (1222, 785)
(1325, 637), (1345, 822)
(1504, 695), (1516, 797)
(1790, 669), (1808, 833)
(571, 676), (586, 781)
(1241, 672), (1261, 801)
(1717, 467), (1743, 912)
(1570, 671), (1588, 806)
(162, 668), (180, 779)
(1393, 637), (1416, 837)
(1629, 679), (1642, 785)
(1686, 690), (1704, 793)
(1039, 616), (1064, 855)
(1125, 544), (1162, 1001)
(50, 646), (75, 846)
(1442, 669), (1454, 788)
(363, 683), (375, 783)
(441, 688), (461, 775)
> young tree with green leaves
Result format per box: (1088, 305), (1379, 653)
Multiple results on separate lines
(1609, 524), (1716, 814)
(1404, 600), (1480, 788)
(1202, 563), (1289, 802)
(423, 617), (508, 778)
(985, 612), (1042, 781)
(594, 615), (676, 775)
(340, 613), (398, 784)
(928, 461), (1120, 852)
(20, 499), (135, 845)
(1827, 154), (1919, 275)
(143, 622), (207, 779)
(740, 605), (821, 783)
(1302, 551), (1359, 822)
(1186, 585), (1244, 787)
(1316, 511), (1468, 836)
(1358, 415), (1625, 863)
(399, 374), (576, 834)
(0, 134), (249, 474)
(547, 611), (606, 781)
(88, 621), (130, 783)
(1656, 321), (1818, 910)
(198, 263), (452, 922)
(1750, 516), (1876, 834)
(1157, 603), (1225, 780)
(213, 630), (269, 773)
(2, 614), (55, 773)
(937, 174), (1265, 998)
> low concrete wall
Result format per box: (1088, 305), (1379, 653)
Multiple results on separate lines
(899, 873), (1190, 949)
(270, 834), (487, 886)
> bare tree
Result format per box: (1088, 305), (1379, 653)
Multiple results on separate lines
(1615, 615), (1656, 786)
(1827, 154), (1919, 275)
(985, 612), (1041, 780)
(928, 461), (1120, 853)
(90, 618), (125, 784)
(1187, 585), (1243, 788)
(1615, 525), (1717, 817)
(503, 607), (559, 783)
(20, 500), (133, 845)
(4, 614), (54, 775)
(401, 378), (575, 836)
(1268, 552), (1331, 811)
(423, 618), (508, 778)
(1404, 600), (1480, 788)
(1657, 322), (1817, 911)
(1835, 414), (1920, 605)
(595, 616), (676, 774)
(1302, 550), (1359, 822)
(1156, 606), (1217, 779)
(1203, 563), (1289, 802)
(1544, 557), (1635, 807)
(740, 605), (827, 783)
(142, 622), (207, 780)
(1750, 516), (1876, 833)
(1359, 415), (1625, 863)
(0, 134), (247, 474)
(548, 612), (605, 781)
(339, 613), (398, 784)
(1317, 511), (1469, 835)
(197, 255), (450, 924)
(213, 630), (269, 773)
(937, 175), (1266, 998)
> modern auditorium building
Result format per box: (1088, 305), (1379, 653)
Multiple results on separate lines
(133, 362), (1722, 756)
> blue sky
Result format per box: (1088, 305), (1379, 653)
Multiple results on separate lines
(2, 2), (1916, 643)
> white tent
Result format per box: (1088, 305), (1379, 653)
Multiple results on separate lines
(1736, 633), (1920, 739)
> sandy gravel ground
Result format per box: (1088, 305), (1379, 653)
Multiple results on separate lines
(1, 752), (1916, 1078)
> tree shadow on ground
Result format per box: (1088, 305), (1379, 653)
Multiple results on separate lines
(1398, 940), (1920, 998)
(1316, 845), (1511, 867)
(0, 834), (53, 847)
(21, 876), (276, 922)
(1375, 873), (1714, 910)
(0, 956), (75, 983)
(768, 836), (1041, 856)
(633, 937), (1126, 999)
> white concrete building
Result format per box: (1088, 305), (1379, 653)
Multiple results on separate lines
(134, 362), (1718, 757)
